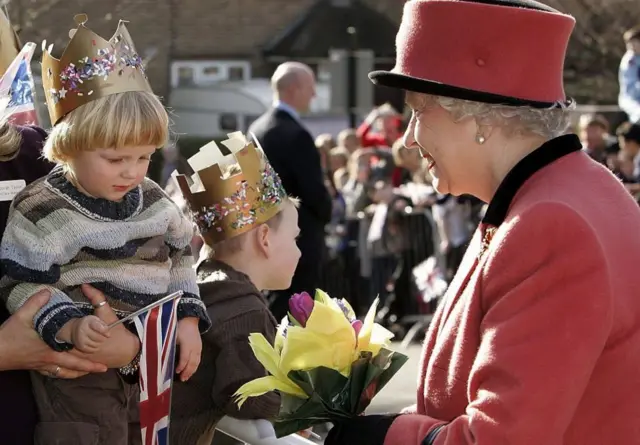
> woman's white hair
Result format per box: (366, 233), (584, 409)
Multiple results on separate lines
(416, 94), (575, 139)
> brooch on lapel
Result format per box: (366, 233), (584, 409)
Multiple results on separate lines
(478, 226), (497, 260)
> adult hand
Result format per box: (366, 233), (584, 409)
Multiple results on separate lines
(0, 290), (107, 378)
(69, 284), (140, 368)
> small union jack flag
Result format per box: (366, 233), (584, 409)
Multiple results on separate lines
(134, 293), (182, 445)
(0, 42), (38, 126)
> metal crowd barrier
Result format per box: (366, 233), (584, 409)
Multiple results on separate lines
(319, 206), (439, 347)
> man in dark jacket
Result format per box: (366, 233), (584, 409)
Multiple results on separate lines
(249, 62), (332, 320)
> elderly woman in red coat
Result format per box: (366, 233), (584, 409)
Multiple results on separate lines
(325, 1), (640, 445)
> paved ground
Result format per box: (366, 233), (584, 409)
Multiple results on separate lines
(367, 342), (422, 414)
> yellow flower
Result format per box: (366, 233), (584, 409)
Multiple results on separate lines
(280, 296), (357, 376)
(274, 315), (288, 355)
(234, 290), (396, 408)
(356, 298), (395, 357)
(234, 333), (307, 407)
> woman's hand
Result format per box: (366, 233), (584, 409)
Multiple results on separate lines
(0, 290), (107, 378)
(68, 284), (140, 368)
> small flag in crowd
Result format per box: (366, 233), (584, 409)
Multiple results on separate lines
(0, 42), (38, 126)
(133, 291), (183, 445)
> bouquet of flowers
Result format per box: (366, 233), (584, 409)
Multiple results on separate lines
(234, 289), (409, 437)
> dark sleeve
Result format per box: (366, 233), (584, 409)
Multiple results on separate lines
(212, 309), (281, 421)
(16, 125), (54, 178)
(291, 129), (332, 224)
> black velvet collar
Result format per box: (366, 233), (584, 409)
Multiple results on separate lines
(482, 134), (582, 226)
(46, 165), (142, 221)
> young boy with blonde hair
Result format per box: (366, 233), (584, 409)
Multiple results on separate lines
(0, 15), (209, 444)
(170, 132), (301, 445)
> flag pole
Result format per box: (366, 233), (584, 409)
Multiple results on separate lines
(107, 290), (184, 329)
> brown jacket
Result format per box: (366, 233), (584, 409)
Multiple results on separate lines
(170, 259), (281, 445)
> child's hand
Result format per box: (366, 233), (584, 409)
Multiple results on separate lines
(58, 315), (110, 353)
(175, 317), (202, 381)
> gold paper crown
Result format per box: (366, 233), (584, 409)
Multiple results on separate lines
(174, 132), (288, 245)
(41, 13), (152, 125)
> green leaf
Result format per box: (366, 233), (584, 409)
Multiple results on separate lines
(287, 366), (349, 403)
(272, 347), (409, 436)
(275, 393), (348, 437)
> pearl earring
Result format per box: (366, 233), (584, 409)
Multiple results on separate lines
(476, 134), (486, 144)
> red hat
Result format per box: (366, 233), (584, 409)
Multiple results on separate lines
(369, 0), (576, 108)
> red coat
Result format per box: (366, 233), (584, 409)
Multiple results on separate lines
(384, 134), (640, 445)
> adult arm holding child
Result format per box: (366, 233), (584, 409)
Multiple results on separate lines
(0, 284), (139, 375)
(0, 289), (106, 377)
(0, 204), (140, 368)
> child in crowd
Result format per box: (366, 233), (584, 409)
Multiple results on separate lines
(169, 132), (301, 445)
(0, 15), (209, 444)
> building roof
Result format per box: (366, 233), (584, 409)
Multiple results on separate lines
(262, 0), (397, 60)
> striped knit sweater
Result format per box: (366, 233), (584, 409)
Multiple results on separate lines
(0, 165), (211, 351)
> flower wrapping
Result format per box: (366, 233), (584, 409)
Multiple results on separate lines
(234, 289), (409, 437)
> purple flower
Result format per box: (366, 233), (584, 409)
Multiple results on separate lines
(351, 319), (363, 338)
(336, 299), (354, 321)
(288, 292), (314, 327)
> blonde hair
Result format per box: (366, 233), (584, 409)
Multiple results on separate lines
(315, 133), (335, 152)
(337, 128), (358, 148)
(329, 146), (349, 164)
(0, 118), (23, 161)
(43, 91), (169, 163)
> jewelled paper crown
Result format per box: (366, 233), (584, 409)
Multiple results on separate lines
(173, 132), (287, 245)
(41, 13), (152, 125)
